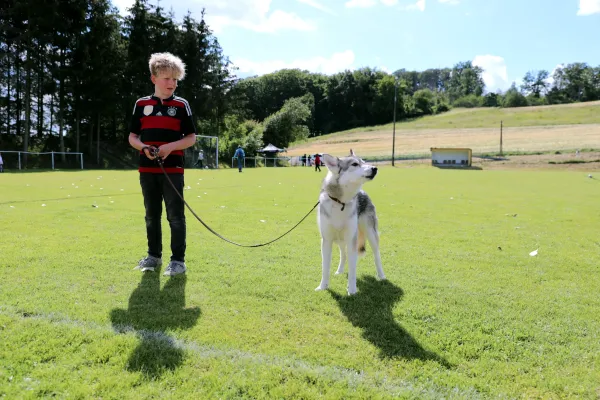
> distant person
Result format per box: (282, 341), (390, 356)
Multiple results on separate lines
(0, 152), (3, 173)
(234, 145), (245, 172)
(302, 154), (306, 167)
(193, 150), (204, 168)
(314, 154), (321, 172)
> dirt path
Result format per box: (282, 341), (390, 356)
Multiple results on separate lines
(386, 151), (600, 171)
(472, 151), (600, 171)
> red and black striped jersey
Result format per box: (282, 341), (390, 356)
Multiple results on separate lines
(130, 95), (196, 174)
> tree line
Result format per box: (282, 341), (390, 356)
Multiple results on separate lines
(1, 0), (599, 166)
(1, 0), (236, 166)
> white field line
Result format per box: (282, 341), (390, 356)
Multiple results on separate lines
(1, 306), (484, 399)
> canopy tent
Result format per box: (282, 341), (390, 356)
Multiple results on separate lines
(258, 143), (285, 154)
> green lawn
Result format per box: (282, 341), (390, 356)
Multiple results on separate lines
(1, 167), (599, 398)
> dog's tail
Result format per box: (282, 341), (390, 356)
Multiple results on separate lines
(357, 226), (367, 257)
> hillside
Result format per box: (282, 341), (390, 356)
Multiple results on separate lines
(288, 101), (600, 157)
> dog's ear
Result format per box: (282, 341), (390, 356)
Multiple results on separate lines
(350, 149), (356, 157)
(322, 154), (339, 171)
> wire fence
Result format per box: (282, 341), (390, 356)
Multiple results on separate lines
(0, 151), (84, 170)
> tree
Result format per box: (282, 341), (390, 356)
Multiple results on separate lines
(447, 61), (485, 102)
(324, 70), (357, 132)
(393, 69), (419, 95)
(178, 11), (214, 134)
(0, 0), (234, 167)
(123, 0), (153, 125)
(549, 63), (599, 102)
(236, 69), (317, 121)
(453, 94), (483, 108)
(582, 66), (600, 101)
(419, 68), (451, 92)
(81, 0), (126, 149)
(520, 70), (549, 98)
(413, 89), (435, 115)
(482, 92), (500, 107)
(502, 83), (528, 107)
(372, 75), (408, 123)
(220, 117), (263, 161)
(262, 97), (311, 147)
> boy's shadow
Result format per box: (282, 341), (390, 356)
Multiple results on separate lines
(110, 272), (201, 378)
(330, 276), (449, 367)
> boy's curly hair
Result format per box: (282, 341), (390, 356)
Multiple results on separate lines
(149, 52), (186, 80)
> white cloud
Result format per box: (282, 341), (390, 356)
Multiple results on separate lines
(345, 0), (378, 7)
(545, 64), (564, 87)
(406, 0), (426, 11)
(111, 0), (316, 33)
(234, 50), (356, 76)
(207, 10), (316, 33)
(296, 0), (337, 15)
(577, 0), (600, 15)
(439, 0), (459, 4)
(472, 55), (510, 93)
(346, 0), (423, 8)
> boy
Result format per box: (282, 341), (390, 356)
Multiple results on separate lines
(128, 52), (197, 276)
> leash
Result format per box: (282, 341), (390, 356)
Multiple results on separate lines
(149, 148), (319, 248)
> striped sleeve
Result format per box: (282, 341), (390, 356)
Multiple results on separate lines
(130, 97), (148, 134)
(175, 96), (196, 135)
(175, 96), (192, 116)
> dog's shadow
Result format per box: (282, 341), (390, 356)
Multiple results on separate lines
(330, 276), (449, 367)
(110, 272), (201, 378)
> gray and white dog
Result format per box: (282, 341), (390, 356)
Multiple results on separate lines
(316, 150), (386, 295)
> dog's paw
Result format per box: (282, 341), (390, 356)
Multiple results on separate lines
(378, 274), (387, 281)
(347, 284), (358, 295)
(335, 268), (344, 275)
(315, 284), (329, 291)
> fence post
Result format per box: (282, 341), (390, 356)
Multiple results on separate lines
(51, 151), (55, 170)
(18, 152), (21, 170)
(80, 153), (84, 169)
(500, 120), (503, 156)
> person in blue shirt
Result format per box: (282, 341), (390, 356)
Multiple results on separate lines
(234, 145), (245, 172)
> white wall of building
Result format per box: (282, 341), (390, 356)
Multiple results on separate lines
(431, 150), (470, 166)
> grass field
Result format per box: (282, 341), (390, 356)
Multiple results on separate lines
(289, 101), (600, 157)
(1, 167), (600, 399)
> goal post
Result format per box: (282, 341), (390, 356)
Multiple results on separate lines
(185, 135), (219, 169)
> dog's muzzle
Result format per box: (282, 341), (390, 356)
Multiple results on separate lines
(367, 167), (378, 179)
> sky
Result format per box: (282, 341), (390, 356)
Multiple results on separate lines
(112, 0), (600, 93)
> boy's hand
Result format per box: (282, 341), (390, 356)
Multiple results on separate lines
(142, 146), (159, 160)
(157, 144), (173, 160)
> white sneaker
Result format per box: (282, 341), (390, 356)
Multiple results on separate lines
(133, 256), (162, 272)
(163, 260), (186, 276)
